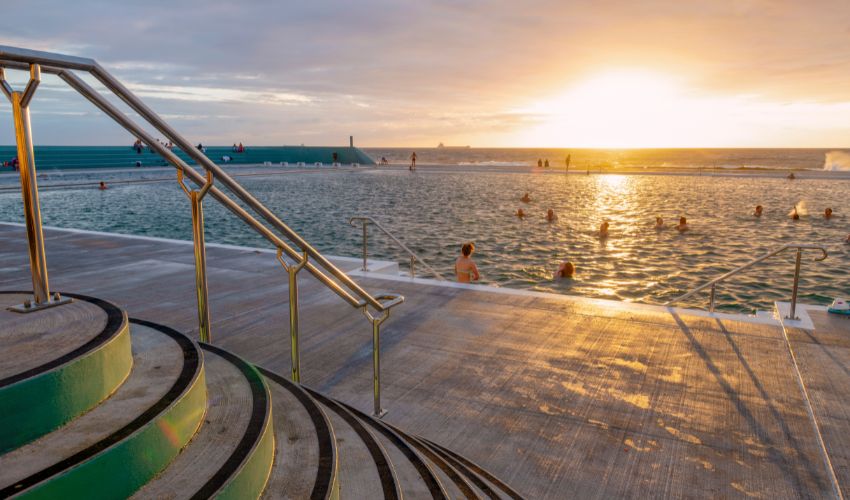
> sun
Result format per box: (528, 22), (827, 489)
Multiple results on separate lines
(513, 70), (726, 148)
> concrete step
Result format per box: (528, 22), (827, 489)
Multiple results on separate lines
(258, 368), (339, 500)
(0, 318), (205, 498)
(306, 389), (401, 499)
(387, 430), (483, 499)
(132, 340), (274, 499)
(334, 399), (449, 499)
(0, 291), (132, 453)
(418, 438), (523, 500)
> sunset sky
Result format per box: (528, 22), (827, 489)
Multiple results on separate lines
(2, 0), (850, 147)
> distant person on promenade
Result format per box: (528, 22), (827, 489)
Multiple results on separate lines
(332, 152), (338, 164)
(825, 207), (833, 219)
(546, 208), (557, 222)
(197, 143), (205, 152)
(655, 217), (665, 229)
(232, 143), (238, 152)
(410, 152), (417, 171)
(537, 159), (543, 168)
(237, 142), (244, 153)
(544, 159), (550, 168)
(516, 208), (526, 218)
(133, 139), (143, 154)
(599, 220), (610, 238)
(676, 217), (689, 232)
(455, 242), (480, 283)
(520, 192), (531, 203)
(380, 156), (389, 165)
(99, 181), (108, 190)
(554, 261), (575, 280)
(754, 205), (763, 217)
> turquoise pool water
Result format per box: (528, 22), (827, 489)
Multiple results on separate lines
(1, 167), (848, 312)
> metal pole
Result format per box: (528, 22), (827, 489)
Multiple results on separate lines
(788, 248), (802, 320)
(362, 222), (368, 271)
(2, 65), (71, 313)
(179, 170), (213, 342)
(410, 256), (416, 278)
(372, 318), (384, 417)
(277, 249), (308, 382)
(709, 284), (716, 312)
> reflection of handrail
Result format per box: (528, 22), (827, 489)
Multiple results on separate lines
(0, 45), (403, 416)
(664, 244), (828, 319)
(349, 216), (446, 280)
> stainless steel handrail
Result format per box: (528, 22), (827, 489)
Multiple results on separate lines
(0, 45), (403, 416)
(348, 216), (446, 280)
(664, 244), (828, 318)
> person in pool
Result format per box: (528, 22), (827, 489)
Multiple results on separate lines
(655, 217), (665, 229)
(554, 261), (575, 280)
(676, 217), (689, 232)
(98, 181), (108, 190)
(546, 208), (557, 222)
(787, 172), (796, 180)
(516, 208), (526, 218)
(825, 207), (833, 220)
(455, 242), (480, 283)
(754, 205), (763, 217)
(791, 207), (800, 220)
(520, 192), (531, 203)
(599, 220), (610, 238)
(845, 234), (850, 244)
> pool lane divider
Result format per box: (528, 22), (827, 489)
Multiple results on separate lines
(1, 318), (207, 499)
(0, 292), (133, 454)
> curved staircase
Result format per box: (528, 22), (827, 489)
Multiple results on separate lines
(0, 291), (522, 499)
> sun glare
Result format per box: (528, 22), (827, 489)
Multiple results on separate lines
(514, 70), (735, 148)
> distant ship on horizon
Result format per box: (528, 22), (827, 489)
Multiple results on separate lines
(437, 142), (470, 149)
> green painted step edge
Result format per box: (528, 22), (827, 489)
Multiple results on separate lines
(0, 317), (133, 454)
(214, 362), (275, 500)
(14, 356), (207, 499)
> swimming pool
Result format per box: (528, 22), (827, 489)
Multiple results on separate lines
(1, 167), (848, 312)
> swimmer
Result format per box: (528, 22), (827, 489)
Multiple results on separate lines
(655, 217), (664, 229)
(554, 261), (575, 280)
(676, 217), (689, 232)
(754, 205), (763, 217)
(846, 234), (850, 244)
(520, 192), (531, 203)
(825, 207), (833, 220)
(787, 172), (796, 180)
(516, 208), (526, 218)
(546, 208), (557, 222)
(791, 207), (800, 220)
(98, 181), (108, 190)
(599, 220), (610, 238)
(454, 242), (480, 283)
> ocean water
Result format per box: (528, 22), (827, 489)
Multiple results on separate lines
(0, 163), (848, 313)
(363, 147), (850, 171)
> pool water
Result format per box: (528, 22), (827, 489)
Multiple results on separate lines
(1, 168), (848, 312)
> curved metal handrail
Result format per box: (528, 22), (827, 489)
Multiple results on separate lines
(348, 216), (446, 280)
(0, 45), (403, 416)
(664, 244), (828, 318)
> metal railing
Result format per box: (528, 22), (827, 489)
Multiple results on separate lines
(664, 244), (828, 319)
(0, 45), (402, 416)
(348, 216), (446, 280)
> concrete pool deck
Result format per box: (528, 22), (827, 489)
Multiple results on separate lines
(1, 222), (849, 498)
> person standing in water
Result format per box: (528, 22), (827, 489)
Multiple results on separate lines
(825, 207), (833, 219)
(455, 242), (480, 283)
(520, 192), (531, 203)
(655, 217), (665, 229)
(754, 205), (763, 217)
(676, 217), (689, 232)
(791, 207), (800, 220)
(546, 208), (557, 222)
(99, 181), (108, 190)
(599, 221), (610, 238)
(554, 261), (575, 280)
(410, 152), (417, 171)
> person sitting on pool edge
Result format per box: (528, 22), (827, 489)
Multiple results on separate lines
(546, 208), (557, 222)
(655, 216), (664, 229)
(455, 242), (480, 283)
(676, 216), (689, 232)
(754, 205), (763, 217)
(520, 192), (531, 203)
(554, 261), (575, 280)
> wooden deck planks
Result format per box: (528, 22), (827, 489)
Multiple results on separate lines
(1, 222), (849, 498)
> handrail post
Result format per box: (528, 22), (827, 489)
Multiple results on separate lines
(362, 306), (392, 418)
(178, 169), (214, 342)
(277, 249), (309, 382)
(2, 64), (71, 313)
(709, 284), (716, 312)
(787, 247), (803, 320)
(361, 221), (369, 271)
(410, 256), (416, 278)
